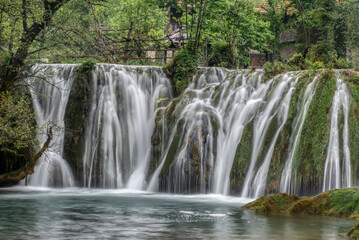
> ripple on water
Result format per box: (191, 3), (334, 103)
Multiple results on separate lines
(0, 188), (353, 240)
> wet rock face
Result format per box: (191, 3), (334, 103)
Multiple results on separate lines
(63, 70), (92, 184)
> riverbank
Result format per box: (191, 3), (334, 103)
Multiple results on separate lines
(242, 188), (359, 239)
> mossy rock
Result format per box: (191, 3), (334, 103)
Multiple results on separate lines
(243, 193), (300, 214)
(243, 188), (359, 238)
(288, 193), (331, 215)
(230, 121), (254, 194)
(63, 67), (92, 184)
(243, 188), (359, 216)
(348, 220), (359, 240)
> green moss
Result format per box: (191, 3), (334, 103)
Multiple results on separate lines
(294, 69), (336, 194)
(343, 72), (359, 186)
(288, 192), (331, 215)
(159, 134), (181, 178)
(243, 188), (359, 218)
(330, 188), (359, 217)
(243, 193), (300, 214)
(348, 220), (359, 240)
(63, 68), (92, 182)
(230, 121), (254, 193)
(266, 76), (312, 191)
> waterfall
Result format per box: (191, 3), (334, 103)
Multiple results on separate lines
(82, 64), (172, 189)
(26, 64), (75, 187)
(240, 73), (298, 198)
(280, 78), (318, 194)
(147, 68), (228, 193)
(23, 64), (355, 197)
(322, 74), (352, 191)
(213, 71), (269, 195)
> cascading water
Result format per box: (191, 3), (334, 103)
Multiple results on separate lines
(147, 68), (355, 196)
(25, 64), (75, 187)
(82, 64), (172, 189)
(24, 64), (355, 197)
(148, 68), (229, 193)
(280, 78), (318, 194)
(322, 73), (352, 191)
(213, 71), (269, 195)
(240, 73), (299, 198)
(246, 75), (298, 198)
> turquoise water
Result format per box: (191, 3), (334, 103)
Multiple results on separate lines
(0, 188), (353, 239)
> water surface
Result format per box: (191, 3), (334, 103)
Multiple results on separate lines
(0, 188), (353, 239)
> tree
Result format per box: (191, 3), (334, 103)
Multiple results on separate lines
(337, 0), (359, 61)
(0, 91), (53, 186)
(0, 0), (71, 92)
(205, 0), (274, 66)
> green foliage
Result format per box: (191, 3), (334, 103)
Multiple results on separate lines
(77, 59), (96, 73)
(311, 61), (325, 70)
(335, 58), (353, 69)
(208, 41), (236, 68)
(263, 61), (291, 79)
(165, 47), (200, 95)
(0, 54), (11, 70)
(205, 0), (273, 66)
(287, 53), (310, 70)
(330, 189), (359, 216)
(0, 92), (37, 155)
(337, 0), (359, 54)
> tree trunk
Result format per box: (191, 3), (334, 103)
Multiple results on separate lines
(124, 21), (134, 62)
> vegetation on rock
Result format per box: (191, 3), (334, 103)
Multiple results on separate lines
(165, 47), (200, 95)
(242, 188), (359, 239)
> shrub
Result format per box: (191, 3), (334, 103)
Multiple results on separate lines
(208, 41), (236, 69)
(312, 61), (325, 70)
(263, 61), (289, 79)
(0, 92), (37, 155)
(287, 53), (311, 70)
(165, 46), (200, 95)
(77, 59), (96, 73)
(335, 58), (353, 69)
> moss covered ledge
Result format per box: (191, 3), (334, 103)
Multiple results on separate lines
(242, 188), (359, 239)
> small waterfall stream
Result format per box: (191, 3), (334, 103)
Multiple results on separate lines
(280, 78), (318, 194)
(26, 64), (75, 187)
(322, 73), (352, 191)
(25, 65), (355, 197)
